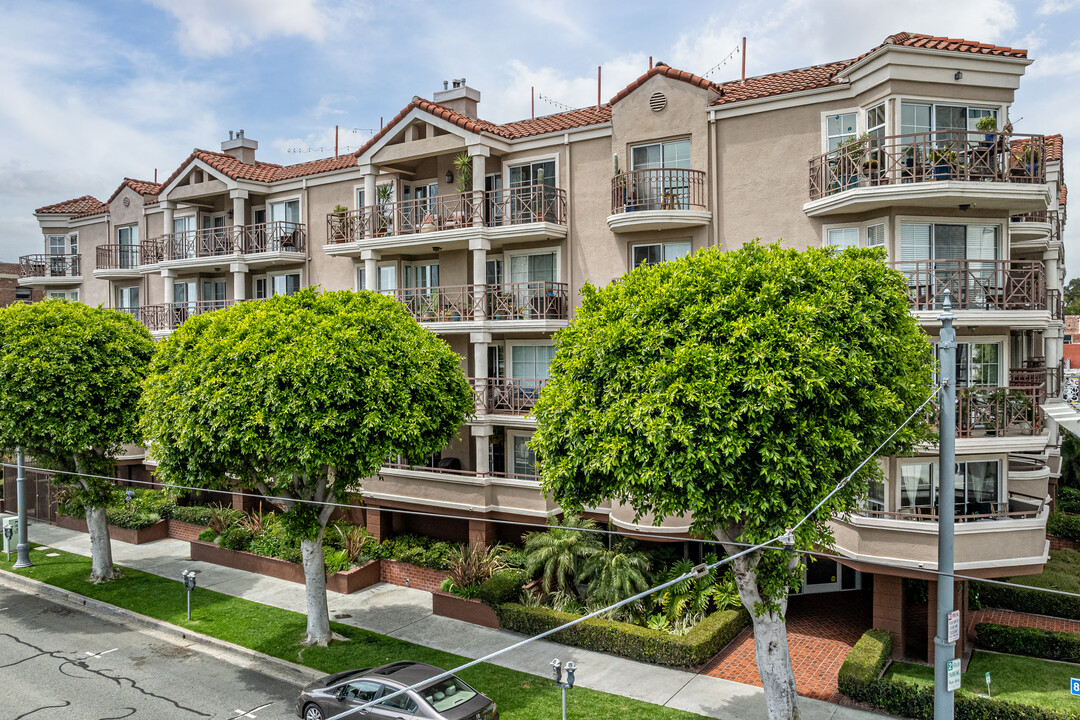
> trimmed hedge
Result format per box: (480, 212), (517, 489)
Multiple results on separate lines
(973, 581), (1080, 621)
(162, 505), (221, 526)
(495, 603), (749, 668)
(839, 628), (1078, 720)
(1048, 512), (1080, 544)
(197, 528), (217, 542)
(478, 569), (528, 607)
(976, 622), (1080, 664)
(104, 507), (161, 530)
(219, 525), (253, 551)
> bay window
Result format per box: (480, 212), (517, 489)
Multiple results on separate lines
(827, 113), (857, 149)
(897, 460), (1001, 516)
(633, 240), (691, 267)
(826, 227), (859, 250)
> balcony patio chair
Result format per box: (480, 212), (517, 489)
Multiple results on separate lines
(915, 505), (937, 520)
(989, 501), (1007, 517)
(898, 506), (919, 519)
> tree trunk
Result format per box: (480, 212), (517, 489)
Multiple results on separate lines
(85, 505), (116, 582)
(723, 540), (800, 720)
(300, 528), (331, 646)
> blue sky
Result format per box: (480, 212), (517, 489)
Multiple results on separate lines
(2, 0), (1078, 272)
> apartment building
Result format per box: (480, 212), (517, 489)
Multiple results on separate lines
(23, 32), (1069, 661)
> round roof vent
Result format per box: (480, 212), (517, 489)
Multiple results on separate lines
(122, 196), (130, 207)
(649, 91), (667, 112)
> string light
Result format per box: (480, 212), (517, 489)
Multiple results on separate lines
(701, 42), (742, 79)
(537, 93), (574, 112)
(284, 127), (378, 155)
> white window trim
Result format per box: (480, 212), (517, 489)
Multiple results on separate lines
(626, 136), (693, 171)
(265, 194), (303, 223)
(629, 239), (694, 268)
(252, 269), (304, 299)
(893, 215), (1005, 262)
(821, 216), (890, 251)
(929, 334), (1010, 383)
(500, 245), (562, 284)
(505, 429), (537, 477)
(892, 454), (1006, 512)
(505, 339), (556, 379)
(501, 152), (560, 189)
(820, 107), (861, 153)
(897, 97), (1007, 132)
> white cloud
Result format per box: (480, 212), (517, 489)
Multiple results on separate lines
(1039, 0), (1080, 13)
(146, 0), (331, 57)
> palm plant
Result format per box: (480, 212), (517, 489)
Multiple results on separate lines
(447, 543), (505, 591)
(523, 513), (601, 596)
(578, 539), (651, 606)
(206, 505), (238, 535)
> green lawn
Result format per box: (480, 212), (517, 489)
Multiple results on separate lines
(0, 546), (710, 720)
(887, 651), (1080, 712)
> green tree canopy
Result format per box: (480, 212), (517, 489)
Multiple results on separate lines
(141, 289), (473, 644)
(531, 243), (935, 718)
(1064, 277), (1080, 317)
(0, 300), (155, 580)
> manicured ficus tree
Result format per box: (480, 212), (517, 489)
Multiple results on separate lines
(531, 243), (935, 720)
(140, 289), (473, 646)
(0, 300), (155, 582)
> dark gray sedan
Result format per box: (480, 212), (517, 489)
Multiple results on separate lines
(295, 661), (498, 720)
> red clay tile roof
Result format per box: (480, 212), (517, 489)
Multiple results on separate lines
(1062, 183), (1068, 208)
(106, 178), (163, 205)
(609, 63), (717, 105)
(35, 195), (108, 215)
(711, 32), (1027, 107)
(272, 154), (358, 181)
(159, 148), (359, 190)
(1010, 134), (1063, 163)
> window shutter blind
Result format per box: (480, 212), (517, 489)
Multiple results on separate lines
(900, 224), (930, 261)
(966, 226), (999, 260)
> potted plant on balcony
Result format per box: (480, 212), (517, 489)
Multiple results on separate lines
(976, 115), (997, 143)
(375, 184), (394, 237)
(929, 146), (957, 180)
(330, 204), (352, 243)
(1021, 143), (1041, 176)
(445, 151), (473, 229)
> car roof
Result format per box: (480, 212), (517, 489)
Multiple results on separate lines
(365, 661), (447, 687)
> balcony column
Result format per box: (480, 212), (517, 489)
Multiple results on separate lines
(1044, 250), (1061, 292)
(468, 145), (489, 226)
(472, 424), (492, 476)
(161, 201), (175, 236)
(472, 331), (490, 418)
(161, 268), (175, 305)
(470, 237), (489, 321)
(361, 249), (380, 292)
(361, 167), (377, 209)
(231, 262), (247, 301)
(230, 190), (248, 252)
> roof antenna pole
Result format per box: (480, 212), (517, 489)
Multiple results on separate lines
(532, 86), (535, 120)
(649, 56), (653, 70)
(154, 168), (157, 183)
(335, 125), (339, 158)
(741, 36), (746, 83)
(380, 116), (384, 131)
(597, 66), (602, 108)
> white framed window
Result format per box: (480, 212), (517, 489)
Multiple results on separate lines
(202, 279), (226, 306)
(826, 227), (859, 250)
(826, 112), (858, 149)
(355, 265), (366, 292)
(254, 271), (301, 299)
(899, 223), (1000, 262)
(508, 431), (537, 477)
(268, 198), (300, 224)
(866, 223), (886, 248)
(897, 459), (1000, 516)
(47, 290), (78, 301)
(632, 241), (691, 268)
(404, 262), (439, 289)
(900, 102), (999, 138)
(866, 103), (886, 139)
(47, 234), (67, 255)
(378, 264), (397, 292)
(630, 139), (690, 170)
(508, 250), (557, 284)
(117, 285), (140, 310)
(510, 344), (556, 380)
(173, 215), (196, 234)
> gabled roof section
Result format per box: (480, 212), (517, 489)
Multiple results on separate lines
(273, 154), (358, 181)
(710, 31), (1028, 107)
(35, 195), (107, 216)
(610, 63), (717, 105)
(1010, 134), (1063, 162)
(107, 178), (163, 205)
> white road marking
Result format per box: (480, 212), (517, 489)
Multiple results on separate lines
(85, 648), (118, 659)
(231, 703), (272, 718)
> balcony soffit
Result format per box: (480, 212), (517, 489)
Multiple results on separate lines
(357, 107), (509, 167)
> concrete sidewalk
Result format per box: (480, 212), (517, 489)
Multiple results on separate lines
(5, 515), (880, 720)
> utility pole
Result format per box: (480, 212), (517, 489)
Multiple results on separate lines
(934, 289), (956, 720)
(14, 447), (33, 568)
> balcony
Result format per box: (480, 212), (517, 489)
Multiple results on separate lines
(95, 244), (143, 279)
(371, 463), (553, 517)
(472, 377), (547, 419)
(890, 259), (1048, 325)
(387, 282), (569, 332)
(18, 254), (82, 286)
(132, 299), (243, 333)
(144, 222), (307, 269)
(1010, 209), (1060, 247)
(1009, 361), (1065, 401)
(830, 493), (1048, 574)
(325, 185), (567, 255)
(607, 169), (710, 233)
(805, 131), (1051, 216)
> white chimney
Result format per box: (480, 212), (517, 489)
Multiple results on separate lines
(221, 129), (258, 164)
(433, 80), (481, 119)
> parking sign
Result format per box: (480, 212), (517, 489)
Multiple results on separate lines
(1071, 678), (1080, 696)
(947, 610), (960, 643)
(947, 659), (961, 692)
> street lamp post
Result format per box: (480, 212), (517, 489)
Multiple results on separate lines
(550, 658), (577, 720)
(14, 447), (33, 569)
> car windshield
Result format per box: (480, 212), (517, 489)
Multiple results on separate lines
(419, 677), (477, 712)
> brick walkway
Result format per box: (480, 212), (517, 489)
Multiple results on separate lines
(968, 608), (1080, 635)
(703, 592), (872, 703)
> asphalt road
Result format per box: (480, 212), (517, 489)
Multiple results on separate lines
(0, 585), (301, 720)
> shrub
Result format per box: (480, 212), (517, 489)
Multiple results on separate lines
(973, 580), (1080, 620)
(448, 544), (505, 590)
(334, 524), (375, 563)
(104, 507), (161, 530)
(249, 523), (298, 561)
(323, 547), (352, 578)
(1048, 511), (1080, 543)
(197, 528), (218, 542)
(479, 569), (528, 607)
(237, 509), (271, 536)
(501, 548), (528, 569)
(218, 525), (253, 551)
(206, 505), (242, 535)
(123, 488), (176, 516)
(163, 505), (217, 526)
(1057, 500), (1080, 515)
(495, 603), (749, 668)
(54, 484), (88, 519)
(837, 628), (891, 698)
(976, 622), (1080, 664)
(839, 628), (1074, 720)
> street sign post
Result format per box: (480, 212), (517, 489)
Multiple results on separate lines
(947, 659), (961, 692)
(986, 672), (992, 698)
(947, 610), (960, 644)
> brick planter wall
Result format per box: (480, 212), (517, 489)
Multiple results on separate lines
(188, 540), (380, 594)
(1050, 534), (1080, 552)
(167, 520), (208, 542)
(380, 559), (450, 593)
(432, 591), (500, 629)
(56, 514), (169, 545)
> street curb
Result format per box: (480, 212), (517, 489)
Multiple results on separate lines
(0, 566), (324, 687)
